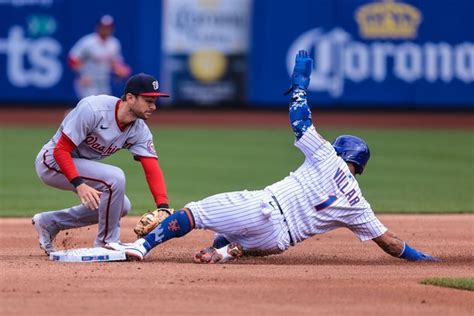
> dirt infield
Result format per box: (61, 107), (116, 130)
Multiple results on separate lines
(1, 108), (472, 315)
(1, 215), (472, 315)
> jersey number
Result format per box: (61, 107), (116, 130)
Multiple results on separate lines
(315, 195), (337, 211)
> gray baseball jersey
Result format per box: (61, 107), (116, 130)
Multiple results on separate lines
(186, 125), (386, 253)
(69, 33), (124, 98)
(35, 95), (157, 246)
(41, 95), (157, 162)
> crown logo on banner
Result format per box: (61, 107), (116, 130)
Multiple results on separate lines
(355, 0), (422, 39)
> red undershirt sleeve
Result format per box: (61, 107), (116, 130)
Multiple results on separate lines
(67, 56), (81, 71)
(139, 156), (169, 207)
(53, 133), (81, 181)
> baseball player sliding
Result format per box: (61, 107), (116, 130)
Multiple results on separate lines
(32, 73), (170, 255)
(107, 51), (439, 263)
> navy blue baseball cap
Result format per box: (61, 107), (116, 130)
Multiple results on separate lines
(124, 73), (169, 97)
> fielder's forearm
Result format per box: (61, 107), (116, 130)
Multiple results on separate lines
(53, 133), (83, 187)
(138, 156), (169, 207)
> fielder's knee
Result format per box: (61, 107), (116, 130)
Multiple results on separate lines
(106, 167), (126, 191)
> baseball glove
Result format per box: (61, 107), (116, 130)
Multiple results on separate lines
(134, 208), (175, 238)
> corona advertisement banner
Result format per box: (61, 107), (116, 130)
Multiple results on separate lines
(160, 0), (252, 106)
(250, 0), (474, 108)
(0, 0), (472, 108)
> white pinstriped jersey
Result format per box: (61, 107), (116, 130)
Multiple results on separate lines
(187, 124), (386, 252)
(40, 95), (157, 169)
(266, 125), (387, 242)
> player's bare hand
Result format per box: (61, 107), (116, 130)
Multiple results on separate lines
(78, 75), (92, 87)
(113, 62), (131, 78)
(76, 183), (101, 210)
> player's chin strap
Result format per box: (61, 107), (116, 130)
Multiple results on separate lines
(398, 242), (440, 261)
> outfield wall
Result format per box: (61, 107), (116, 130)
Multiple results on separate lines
(0, 0), (473, 108)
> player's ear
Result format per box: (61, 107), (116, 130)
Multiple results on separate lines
(125, 93), (136, 102)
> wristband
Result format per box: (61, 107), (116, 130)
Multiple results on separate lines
(70, 177), (84, 188)
(399, 243), (433, 261)
(157, 203), (169, 209)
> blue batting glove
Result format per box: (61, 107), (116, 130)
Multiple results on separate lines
(400, 243), (441, 262)
(415, 252), (441, 262)
(291, 50), (313, 90)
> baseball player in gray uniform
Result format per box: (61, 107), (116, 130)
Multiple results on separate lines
(107, 51), (439, 263)
(32, 73), (170, 255)
(68, 15), (131, 99)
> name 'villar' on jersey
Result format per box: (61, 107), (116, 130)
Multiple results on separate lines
(333, 168), (360, 206)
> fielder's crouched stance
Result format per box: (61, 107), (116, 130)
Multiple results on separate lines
(108, 51), (439, 263)
(32, 74), (171, 256)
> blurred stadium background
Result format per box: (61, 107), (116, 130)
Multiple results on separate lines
(0, 0), (473, 216)
(1, 0), (473, 108)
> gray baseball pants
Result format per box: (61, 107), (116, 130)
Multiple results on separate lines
(35, 149), (130, 247)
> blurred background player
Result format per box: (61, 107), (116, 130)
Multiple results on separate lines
(107, 51), (439, 264)
(68, 14), (131, 100)
(32, 73), (170, 255)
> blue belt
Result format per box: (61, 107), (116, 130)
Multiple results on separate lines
(271, 195), (295, 246)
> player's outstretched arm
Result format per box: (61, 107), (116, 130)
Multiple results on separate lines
(372, 231), (440, 261)
(287, 50), (314, 140)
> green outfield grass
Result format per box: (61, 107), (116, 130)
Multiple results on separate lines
(0, 126), (473, 217)
(421, 277), (474, 291)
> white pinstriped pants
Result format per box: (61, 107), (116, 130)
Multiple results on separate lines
(185, 189), (292, 253)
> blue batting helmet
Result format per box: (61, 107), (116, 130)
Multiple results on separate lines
(332, 135), (370, 174)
